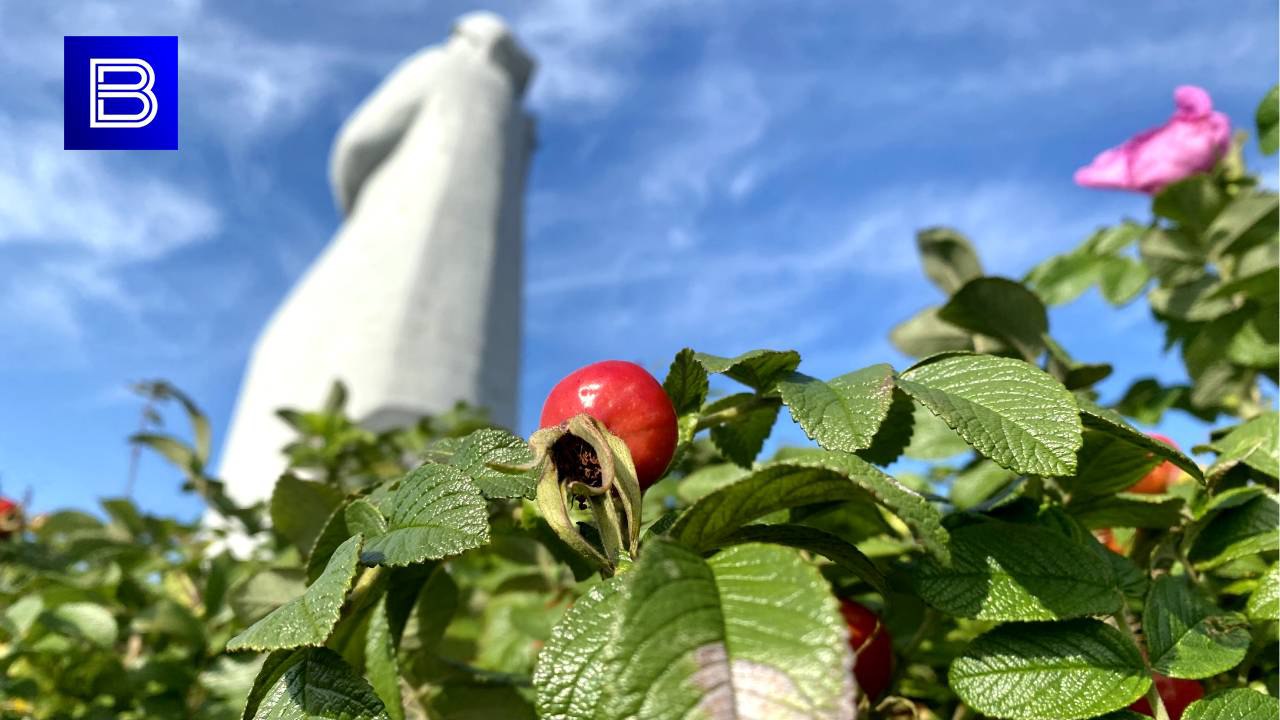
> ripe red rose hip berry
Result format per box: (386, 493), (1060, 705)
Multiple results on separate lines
(1128, 433), (1181, 494)
(539, 360), (677, 490)
(839, 599), (893, 701)
(1129, 673), (1203, 719)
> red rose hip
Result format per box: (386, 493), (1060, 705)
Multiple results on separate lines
(840, 599), (894, 700)
(1129, 673), (1203, 719)
(1128, 433), (1181, 494)
(539, 360), (677, 490)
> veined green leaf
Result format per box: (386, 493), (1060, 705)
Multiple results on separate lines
(534, 577), (627, 720)
(1183, 688), (1279, 720)
(448, 428), (539, 499)
(914, 520), (1119, 621)
(1143, 575), (1250, 679)
(949, 620), (1149, 720)
(227, 534), (361, 652)
(599, 541), (855, 718)
(694, 349), (801, 391)
(1246, 563), (1279, 621)
(777, 364), (896, 454)
(361, 464), (489, 567)
(899, 353), (1082, 476)
(243, 647), (389, 720)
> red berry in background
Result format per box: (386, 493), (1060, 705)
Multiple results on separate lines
(1094, 528), (1126, 555)
(539, 360), (677, 490)
(1129, 673), (1204, 719)
(0, 497), (20, 540)
(840, 599), (894, 701)
(1128, 433), (1181, 494)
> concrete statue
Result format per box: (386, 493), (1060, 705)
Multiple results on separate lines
(218, 12), (535, 505)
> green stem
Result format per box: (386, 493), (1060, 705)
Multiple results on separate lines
(693, 396), (781, 432)
(1114, 598), (1170, 720)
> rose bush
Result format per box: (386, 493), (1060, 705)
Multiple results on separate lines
(0, 85), (1276, 720)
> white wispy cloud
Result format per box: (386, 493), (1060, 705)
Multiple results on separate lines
(0, 116), (220, 342)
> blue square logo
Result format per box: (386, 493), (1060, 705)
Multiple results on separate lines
(64, 36), (178, 150)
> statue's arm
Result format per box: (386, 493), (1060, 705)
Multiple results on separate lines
(329, 48), (442, 214)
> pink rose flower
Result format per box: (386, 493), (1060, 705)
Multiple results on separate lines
(1074, 85), (1231, 194)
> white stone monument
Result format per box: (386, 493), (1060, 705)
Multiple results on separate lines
(219, 12), (534, 505)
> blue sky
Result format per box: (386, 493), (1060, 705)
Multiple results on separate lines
(1, 0), (1276, 519)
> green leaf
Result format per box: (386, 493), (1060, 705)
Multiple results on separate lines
(1150, 277), (1238, 322)
(890, 306), (975, 358)
(949, 619), (1149, 720)
(694, 349), (801, 391)
(903, 400), (971, 460)
(704, 393), (780, 467)
(1190, 492), (1280, 570)
(1140, 226), (1206, 287)
(344, 499), (387, 540)
(1185, 688), (1280, 720)
(130, 432), (196, 472)
(1067, 495), (1185, 529)
(1154, 175), (1226, 236)
(670, 463), (866, 551)
(718, 523), (888, 594)
(777, 364), (896, 454)
(1077, 399), (1203, 481)
(1098, 256), (1151, 305)
(1063, 430), (1161, 499)
(949, 460), (1018, 510)
(1025, 252), (1102, 306)
(663, 347), (709, 417)
(938, 277), (1049, 361)
(898, 354), (1082, 476)
(534, 576), (627, 720)
(361, 464), (489, 567)
(227, 534), (362, 652)
(857, 387), (916, 465)
(243, 648), (389, 720)
(782, 450), (950, 560)
(1114, 379), (1187, 425)
(231, 569), (309, 625)
(41, 602), (118, 647)
(307, 501), (352, 583)
(914, 520), (1119, 621)
(271, 475), (347, 555)
(1206, 193), (1278, 258)
(675, 462), (750, 504)
(1143, 575), (1250, 679)
(449, 428), (539, 499)
(917, 226), (984, 293)
(676, 450), (949, 560)
(364, 599), (403, 720)
(1246, 563), (1279, 621)
(599, 541), (855, 717)
(1202, 412), (1279, 479)
(1083, 222), (1146, 255)
(1256, 85), (1279, 155)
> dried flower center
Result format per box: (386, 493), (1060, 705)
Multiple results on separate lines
(550, 433), (603, 488)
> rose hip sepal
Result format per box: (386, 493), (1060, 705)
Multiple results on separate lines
(529, 414), (642, 576)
